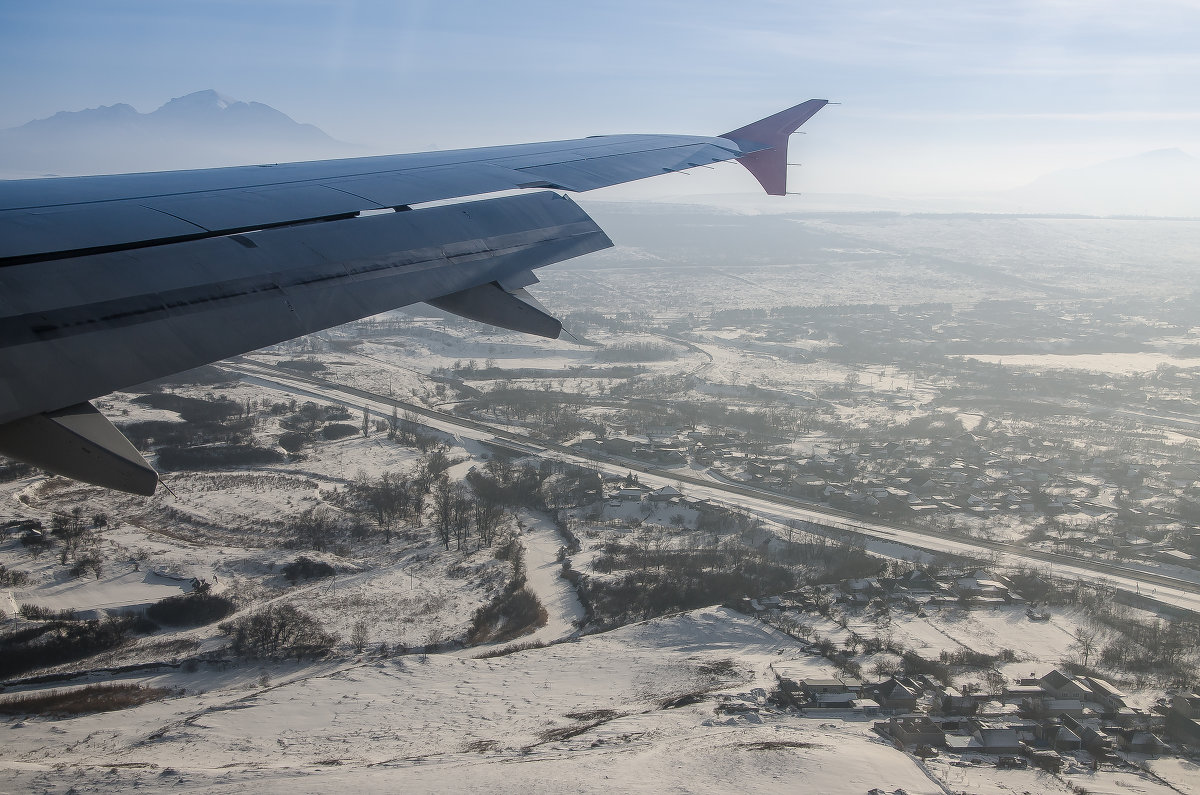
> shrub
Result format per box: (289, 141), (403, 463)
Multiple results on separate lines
(0, 460), (35, 482)
(18, 604), (75, 621)
(474, 640), (548, 659)
(146, 593), (236, 627)
(120, 419), (202, 448)
(320, 423), (358, 441)
(901, 650), (952, 685)
(156, 444), (284, 470)
(278, 432), (307, 453)
(466, 579), (547, 644)
(0, 564), (31, 587)
(68, 554), (103, 579)
(281, 557), (335, 584)
(19, 531), (52, 557)
(595, 342), (677, 362)
(579, 542), (799, 628)
(220, 604), (337, 659)
(0, 616), (141, 678)
(0, 684), (175, 716)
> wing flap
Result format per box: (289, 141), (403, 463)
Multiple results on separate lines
(428, 282), (563, 339)
(0, 191), (611, 426)
(0, 402), (158, 496)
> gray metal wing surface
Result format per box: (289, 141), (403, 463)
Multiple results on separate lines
(0, 99), (828, 494)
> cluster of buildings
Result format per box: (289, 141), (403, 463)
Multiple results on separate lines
(742, 569), (1030, 613)
(573, 426), (1200, 570)
(774, 666), (1180, 765)
(838, 569), (1021, 608)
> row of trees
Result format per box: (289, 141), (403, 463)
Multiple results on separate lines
(292, 450), (551, 554)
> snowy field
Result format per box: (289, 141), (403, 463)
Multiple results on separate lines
(3, 606), (1193, 794)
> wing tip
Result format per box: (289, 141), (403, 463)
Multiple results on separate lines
(720, 99), (830, 196)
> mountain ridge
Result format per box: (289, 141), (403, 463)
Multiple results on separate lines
(0, 90), (355, 178)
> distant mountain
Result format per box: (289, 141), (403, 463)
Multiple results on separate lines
(1002, 148), (1200, 217)
(0, 90), (357, 178)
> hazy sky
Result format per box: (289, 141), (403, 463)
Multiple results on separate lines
(3, 0), (1200, 194)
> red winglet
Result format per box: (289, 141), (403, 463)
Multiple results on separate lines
(720, 99), (829, 195)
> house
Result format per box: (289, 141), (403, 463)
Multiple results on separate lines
(939, 685), (986, 716)
(598, 437), (640, 457)
(648, 485), (683, 502)
(890, 569), (941, 595)
(652, 448), (688, 466)
(1157, 549), (1197, 567)
(865, 677), (921, 712)
(842, 578), (884, 598)
(971, 723), (1022, 754)
(1038, 670), (1093, 701)
(799, 678), (854, 696)
(852, 698), (882, 716)
(1167, 691), (1200, 745)
(954, 575), (1011, 601)
(1005, 682), (1045, 701)
(1084, 677), (1129, 714)
(812, 692), (858, 709)
(886, 716), (946, 748)
(1050, 724), (1082, 752)
(1061, 715), (1115, 757)
(1113, 730), (1161, 755)
(1032, 698), (1086, 719)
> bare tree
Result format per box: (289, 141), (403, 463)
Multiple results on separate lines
(432, 476), (454, 550)
(365, 471), (408, 544)
(472, 490), (506, 548)
(1070, 626), (1100, 668)
(422, 627), (443, 661)
(350, 620), (369, 653)
(51, 506), (90, 565)
(451, 487), (473, 552)
(289, 508), (339, 551)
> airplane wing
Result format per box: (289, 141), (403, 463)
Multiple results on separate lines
(0, 99), (827, 494)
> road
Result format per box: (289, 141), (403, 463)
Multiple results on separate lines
(224, 356), (1200, 616)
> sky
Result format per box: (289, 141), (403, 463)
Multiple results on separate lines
(3, 0), (1200, 196)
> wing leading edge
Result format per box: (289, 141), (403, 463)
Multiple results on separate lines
(0, 99), (828, 494)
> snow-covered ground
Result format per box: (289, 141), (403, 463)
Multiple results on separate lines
(512, 510), (585, 645)
(3, 606), (1192, 794)
(0, 609), (937, 794)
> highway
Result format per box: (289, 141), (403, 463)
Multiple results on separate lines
(224, 356), (1200, 616)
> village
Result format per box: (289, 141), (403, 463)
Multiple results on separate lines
(750, 577), (1200, 770)
(574, 421), (1200, 571)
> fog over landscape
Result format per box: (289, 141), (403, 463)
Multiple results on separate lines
(3, 3), (1200, 794)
